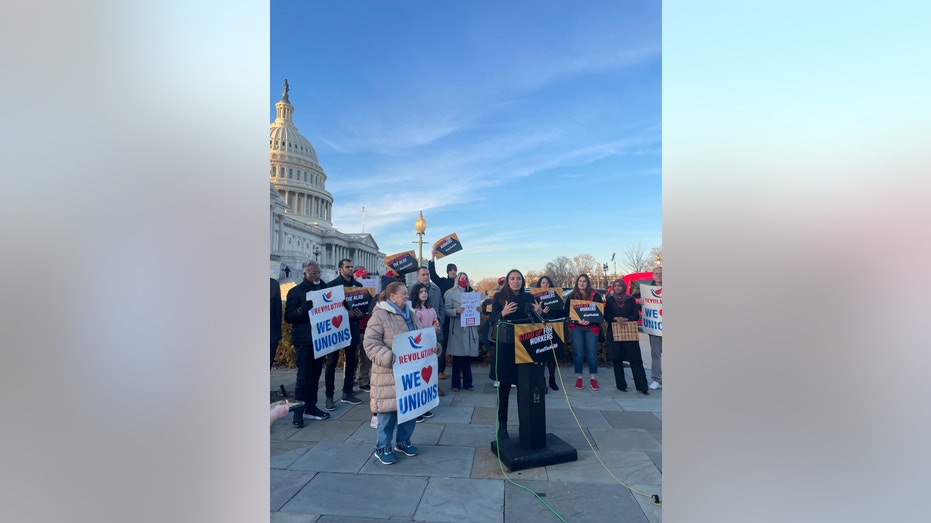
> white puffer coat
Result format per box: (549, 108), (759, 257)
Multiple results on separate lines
(363, 300), (423, 414)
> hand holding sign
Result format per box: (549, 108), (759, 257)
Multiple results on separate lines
(392, 328), (440, 423)
(432, 233), (463, 259)
(385, 251), (419, 276)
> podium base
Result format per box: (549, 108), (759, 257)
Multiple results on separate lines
(490, 433), (577, 472)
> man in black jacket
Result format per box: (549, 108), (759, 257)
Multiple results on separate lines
(284, 261), (331, 427)
(323, 258), (364, 409)
(428, 250), (457, 379)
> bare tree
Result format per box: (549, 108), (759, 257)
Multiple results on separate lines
(544, 256), (574, 288)
(523, 269), (542, 286)
(620, 240), (652, 273)
(473, 277), (499, 296)
(570, 254), (599, 278)
(647, 244), (663, 268)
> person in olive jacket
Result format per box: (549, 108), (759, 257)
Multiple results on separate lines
(604, 279), (649, 394)
(284, 261), (331, 427)
(363, 282), (423, 465)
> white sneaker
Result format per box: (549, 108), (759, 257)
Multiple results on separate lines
(649, 381), (660, 390)
(370, 415), (377, 428)
(493, 381), (500, 388)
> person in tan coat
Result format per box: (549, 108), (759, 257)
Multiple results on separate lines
(363, 282), (423, 465)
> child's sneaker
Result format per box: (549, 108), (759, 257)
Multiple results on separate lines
(373, 447), (396, 465)
(575, 377), (583, 390)
(394, 440), (419, 457)
(590, 378), (601, 391)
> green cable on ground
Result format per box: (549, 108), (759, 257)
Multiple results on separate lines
(493, 321), (568, 522)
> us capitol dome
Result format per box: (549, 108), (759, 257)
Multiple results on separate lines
(269, 79), (384, 281)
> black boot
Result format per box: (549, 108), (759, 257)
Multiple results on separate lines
(292, 407), (305, 428)
(549, 377), (559, 391)
(497, 425), (509, 440)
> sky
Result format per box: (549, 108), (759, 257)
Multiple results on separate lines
(271, 0), (661, 282)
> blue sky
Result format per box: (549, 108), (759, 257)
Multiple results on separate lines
(271, 0), (661, 282)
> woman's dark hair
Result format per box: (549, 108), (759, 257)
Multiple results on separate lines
(495, 269), (525, 304)
(570, 273), (594, 300)
(533, 275), (555, 288)
(410, 283), (431, 309)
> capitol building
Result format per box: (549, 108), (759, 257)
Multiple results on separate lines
(269, 80), (384, 282)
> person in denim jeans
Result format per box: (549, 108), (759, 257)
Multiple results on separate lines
(566, 274), (605, 391)
(363, 282), (423, 464)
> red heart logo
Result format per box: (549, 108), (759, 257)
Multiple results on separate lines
(421, 365), (433, 384)
(332, 315), (343, 328)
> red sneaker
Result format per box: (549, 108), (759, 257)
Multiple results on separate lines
(575, 378), (583, 390)
(590, 378), (601, 391)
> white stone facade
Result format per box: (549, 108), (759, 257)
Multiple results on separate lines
(269, 80), (384, 282)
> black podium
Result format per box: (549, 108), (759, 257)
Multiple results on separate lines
(490, 361), (577, 471)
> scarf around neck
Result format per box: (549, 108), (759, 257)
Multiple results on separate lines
(386, 300), (415, 330)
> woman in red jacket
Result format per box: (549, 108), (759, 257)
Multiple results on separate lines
(566, 274), (604, 391)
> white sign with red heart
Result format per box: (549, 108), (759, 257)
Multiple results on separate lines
(306, 285), (352, 358)
(391, 327), (440, 424)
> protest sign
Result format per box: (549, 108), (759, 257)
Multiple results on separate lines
(392, 328), (440, 424)
(306, 286), (351, 358)
(529, 287), (564, 312)
(432, 233), (463, 258)
(359, 277), (379, 295)
(640, 285), (662, 336)
(514, 322), (566, 364)
(460, 291), (481, 327)
(568, 299), (605, 324)
(344, 286), (374, 314)
(385, 251), (419, 275)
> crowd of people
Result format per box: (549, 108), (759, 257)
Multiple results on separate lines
(272, 255), (663, 465)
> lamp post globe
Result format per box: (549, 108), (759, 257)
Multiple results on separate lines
(414, 211), (427, 267)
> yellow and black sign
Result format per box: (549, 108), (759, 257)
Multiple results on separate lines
(514, 322), (566, 364)
(385, 250), (418, 275)
(529, 287), (563, 311)
(345, 286), (374, 312)
(432, 232), (463, 258)
(568, 300), (604, 324)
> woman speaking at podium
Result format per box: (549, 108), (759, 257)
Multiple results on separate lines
(488, 269), (543, 441)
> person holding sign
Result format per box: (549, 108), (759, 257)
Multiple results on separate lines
(410, 282), (442, 421)
(353, 268), (375, 393)
(428, 251), (458, 379)
(323, 259), (364, 410)
(283, 261), (331, 427)
(488, 269), (544, 440)
(566, 274), (605, 391)
(604, 279), (649, 394)
(648, 265), (663, 390)
(363, 282), (423, 465)
(443, 273), (480, 392)
(533, 275), (563, 391)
